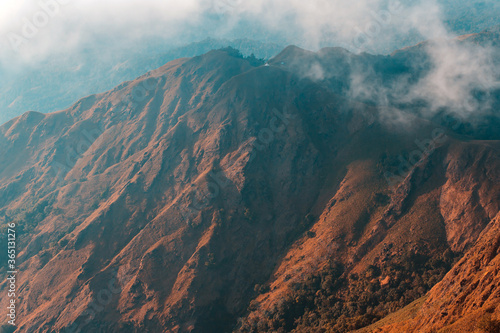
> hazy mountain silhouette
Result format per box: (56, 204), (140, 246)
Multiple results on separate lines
(0, 39), (284, 126)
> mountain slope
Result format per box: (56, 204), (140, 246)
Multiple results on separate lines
(369, 210), (500, 332)
(0, 38), (499, 333)
(238, 139), (500, 332)
(0, 49), (375, 332)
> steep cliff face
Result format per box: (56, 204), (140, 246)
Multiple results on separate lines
(416, 210), (500, 332)
(238, 140), (500, 333)
(0, 39), (498, 333)
(371, 211), (500, 333)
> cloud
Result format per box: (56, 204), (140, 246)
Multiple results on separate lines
(0, 0), (207, 66)
(402, 0), (498, 114)
(342, 0), (500, 118)
(411, 39), (499, 115)
(0, 0), (488, 66)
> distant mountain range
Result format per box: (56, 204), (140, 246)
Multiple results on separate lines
(0, 38), (284, 126)
(0, 28), (499, 332)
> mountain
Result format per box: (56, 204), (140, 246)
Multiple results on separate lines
(0, 38), (284, 126)
(0, 34), (499, 333)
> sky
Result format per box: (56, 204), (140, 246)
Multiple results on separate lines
(0, 0), (480, 65)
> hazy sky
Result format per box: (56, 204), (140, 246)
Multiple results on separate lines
(2, 0), (499, 63)
(0, 0), (463, 66)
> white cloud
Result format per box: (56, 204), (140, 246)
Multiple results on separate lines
(0, 0), (459, 65)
